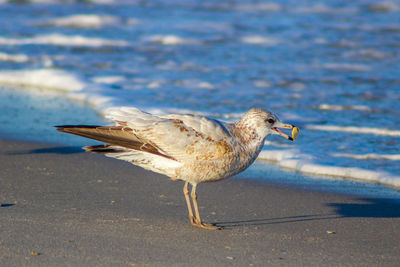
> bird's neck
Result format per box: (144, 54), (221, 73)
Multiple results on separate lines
(230, 119), (266, 151)
(226, 120), (266, 175)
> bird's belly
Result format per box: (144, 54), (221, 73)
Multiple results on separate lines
(174, 155), (251, 184)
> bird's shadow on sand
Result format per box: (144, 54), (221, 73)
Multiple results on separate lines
(214, 197), (400, 228)
(6, 146), (83, 155)
(326, 197), (400, 218)
(215, 214), (339, 228)
(1, 203), (15, 208)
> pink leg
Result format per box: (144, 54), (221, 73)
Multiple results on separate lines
(190, 183), (221, 230)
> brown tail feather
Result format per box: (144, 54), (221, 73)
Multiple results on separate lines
(56, 125), (176, 160)
(56, 125), (146, 150)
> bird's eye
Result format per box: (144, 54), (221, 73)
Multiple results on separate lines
(266, 118), (275, 124)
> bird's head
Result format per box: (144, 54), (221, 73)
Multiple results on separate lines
(239, 108), (299, 141)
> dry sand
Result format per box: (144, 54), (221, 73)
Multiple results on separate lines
(1, 138), (399, 266)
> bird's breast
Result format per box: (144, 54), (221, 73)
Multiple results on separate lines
(174, 141), (261, 184)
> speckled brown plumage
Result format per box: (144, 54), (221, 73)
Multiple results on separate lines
(57, 107), (296, 230)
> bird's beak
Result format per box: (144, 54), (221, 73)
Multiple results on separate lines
(272, 122), (299, 141)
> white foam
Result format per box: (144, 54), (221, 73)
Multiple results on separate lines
(344, 49), (387, 59)
(317, 104), (372, 112)
(0, 68), (217, 115)
(0, 52), (59, 66)
(0, 33), (129, 47)
(0, 69), (86, 92)
(332, 153), (400, 161)
(175, 80), (215, 90)
(258, 149), (311, 162)
(0, 52), (30, 63)
(253, 80), (271, 88)
(318, 63), (371, 72)
(146, 80), (163, 89)
(142, 35), (200, 45)
(156, 61), (211, 72)
(42, 14), (123, 28)
(258, 150), (400, 187)
(264, 140), (294, 148)
(236, 3), (283, 12)
(240, 35), (281, 45)
(305, 125), (400, 137)
(67, 86), (118, 109)
(295, 4), (357, 14)
(91, 76), (126, 84)
(0, 68), (125, 112)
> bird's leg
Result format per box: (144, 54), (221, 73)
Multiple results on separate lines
(183, 181), (196, 225)
(190, 184), (222, 230)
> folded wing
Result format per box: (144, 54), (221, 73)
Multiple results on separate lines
(57, 107), (237, 163)
(105, 107), (237, 161)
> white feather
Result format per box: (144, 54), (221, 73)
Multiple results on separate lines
(105, 150), (182, 177)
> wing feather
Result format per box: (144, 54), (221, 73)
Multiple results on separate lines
(60, 107), (237, 163)
(104, 108), (236, 161)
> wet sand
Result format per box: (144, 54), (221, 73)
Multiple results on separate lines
(1, 139), (399, 266)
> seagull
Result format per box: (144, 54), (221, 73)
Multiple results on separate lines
(56, 107), (298, 230)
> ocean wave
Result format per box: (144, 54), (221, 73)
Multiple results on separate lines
(39, 14), (124, 28)
(0, 69), (86, 92)
(240, 35), (281, 45)
(318, 63), (372, 72)
(253, 80), (271, 88)
(258, 150), (400, 187)
(317, 104), (372, 112)
(0, 68), (127, 111)
(91, 76), (127, 84)
(332, 153), (400, 161)
(0, 33), (129, 47)
(343, 49), (387, 59)
(264, 140), (294, 148)
(0, 52), (59, 67)
(174, 80), (215, 90)
(0, 68), (226, 116)
(236, 3), (283, 12)
(141, 35), (201, 45)
(305, 125), (400, 136)
(0, 52), (30, 63)
(176, 22), (233, 34)
(294, 3), (358, 14)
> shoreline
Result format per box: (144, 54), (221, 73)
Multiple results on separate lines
(2, 84), (400, 191)
(3, 125), (400, 200)
(1, 138), (400, 265)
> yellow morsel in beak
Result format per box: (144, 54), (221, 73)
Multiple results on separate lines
(291, 126), (299, 141)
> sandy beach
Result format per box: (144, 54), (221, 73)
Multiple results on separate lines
(1, 138), (399, 266)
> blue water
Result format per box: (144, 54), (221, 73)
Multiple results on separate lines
(0, 0), (399, 193)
